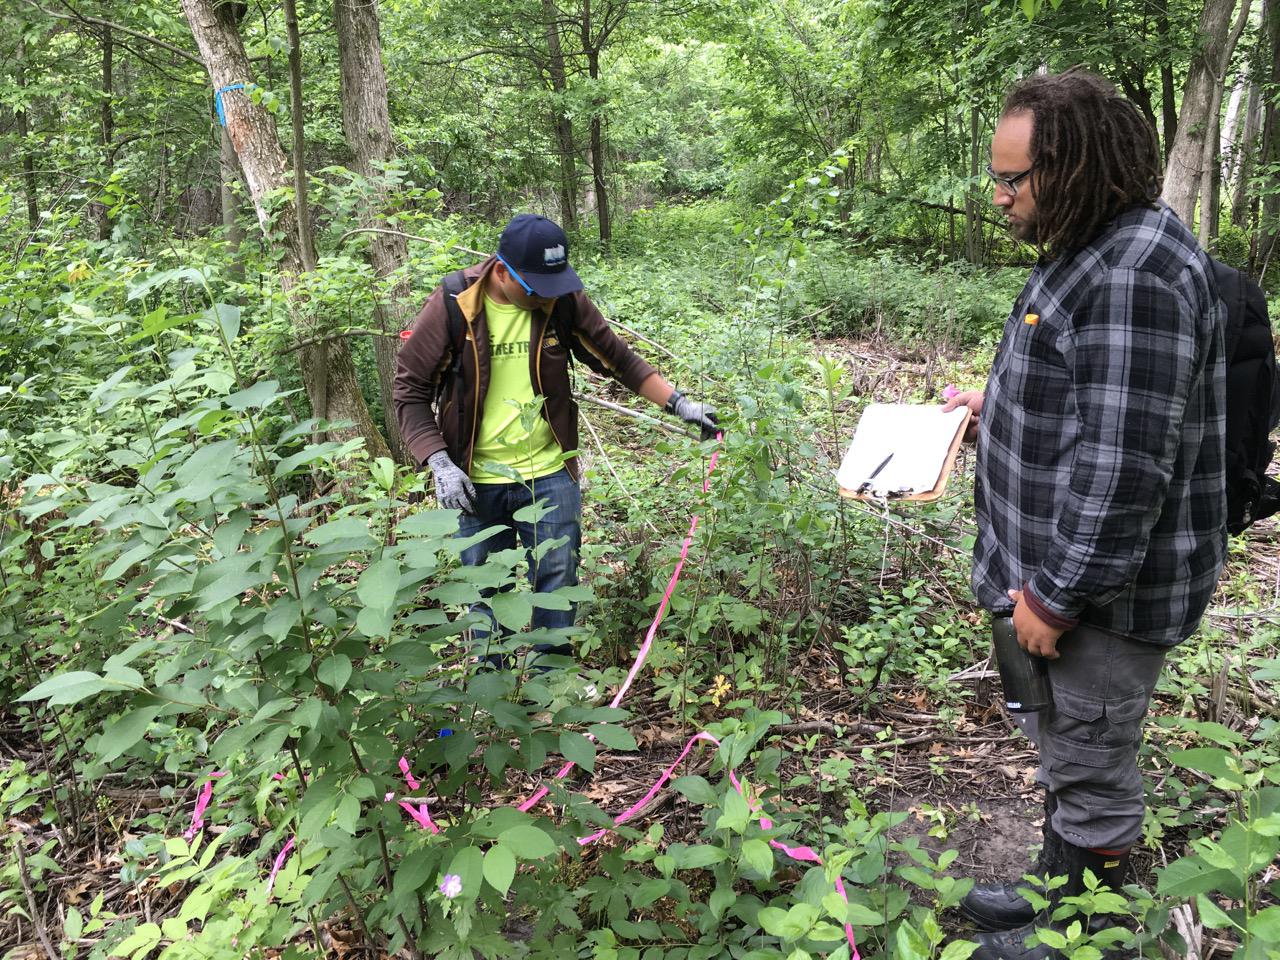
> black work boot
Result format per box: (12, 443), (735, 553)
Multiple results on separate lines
(959, 793), (1063, 931)
(970, 842), (1132, 960)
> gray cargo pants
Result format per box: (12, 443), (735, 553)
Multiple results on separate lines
(1010, 623), (1166, 850)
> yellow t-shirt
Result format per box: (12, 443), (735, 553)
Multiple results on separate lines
(470, 295), (565, 484)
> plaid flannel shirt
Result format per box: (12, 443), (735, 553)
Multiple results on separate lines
(973, 202), (1227, 646)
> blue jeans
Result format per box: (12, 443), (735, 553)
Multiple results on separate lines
(457, 468), (580, 659)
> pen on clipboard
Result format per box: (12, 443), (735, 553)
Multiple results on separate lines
(856, 452), (894, 495)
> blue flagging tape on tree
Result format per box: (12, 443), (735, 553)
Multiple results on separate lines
(214, 83), (248, 127)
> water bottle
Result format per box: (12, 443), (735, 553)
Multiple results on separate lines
(991, 616), (1054, 712)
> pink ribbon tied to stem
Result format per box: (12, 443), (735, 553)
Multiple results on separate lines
(265, 836), (296, 899)
(393, 756), (440, 834)
(182, 771), (227, 841)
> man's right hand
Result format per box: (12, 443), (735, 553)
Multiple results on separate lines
(427, 451), (477, 514)
(943, 389), (985, 443)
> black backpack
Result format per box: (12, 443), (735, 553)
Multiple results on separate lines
(1213, 258), (1280, 535)
(438, 269), (587, 382)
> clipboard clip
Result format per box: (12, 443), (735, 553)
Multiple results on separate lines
(856, 452), (894, 496)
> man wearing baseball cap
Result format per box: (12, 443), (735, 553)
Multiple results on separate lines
(394, 213), (717, 666)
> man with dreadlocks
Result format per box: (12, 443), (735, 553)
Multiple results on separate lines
(944, 70), (1227, 958)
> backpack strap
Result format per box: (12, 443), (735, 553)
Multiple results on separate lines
(1212, 259), (1248, 362)
(549, 295), (578, 371)
(440, 270), (469, 380)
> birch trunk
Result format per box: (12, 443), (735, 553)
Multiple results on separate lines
(180, 0), (389, 459)
(335, 0), (410, 461)
(1231, 80), (1262, 227)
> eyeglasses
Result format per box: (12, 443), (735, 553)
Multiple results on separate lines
(495, 254), (537, 297)
(985, 164), (1034, 198)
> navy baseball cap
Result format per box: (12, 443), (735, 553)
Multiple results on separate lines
(496, 214), (583, 298)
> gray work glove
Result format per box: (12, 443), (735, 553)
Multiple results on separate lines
(427, 451), (477, 514)
(664, 389), (719, 441)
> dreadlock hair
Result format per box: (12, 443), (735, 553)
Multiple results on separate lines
(1002, 69), (1162, 260)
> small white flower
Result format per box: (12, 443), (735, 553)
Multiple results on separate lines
(439, 873), (462, 899)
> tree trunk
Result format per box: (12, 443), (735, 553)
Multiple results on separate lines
(1163, 0), (1249, 226)
(1220, 75), (1245, 157)
(1198, 0), (1252, 247)
(335, 0), (409, 461)
(283, 0), (317, 272)
(1200, 106), (1223, 247)
(582, 0), (610, 247)
(96, 17), (115, 241)
(220, 125), (245, 281)
(1258, 0), (1280, 272)
(16, 39), (39, 230)
(154, 141), (167, 221)
(543, 0), (578, 231)
(965, 104), (981, 264)
(1157, 0), (1179, 159)
(941, 76), (955, 260)
(1231, 79), (1262, 227)
(180, 0), (390, 460)
(589, 110), (609, 247)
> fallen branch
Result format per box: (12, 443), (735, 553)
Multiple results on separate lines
(576, 393), (692, 438)
(13, 836), (58, 960)
(604, 318), (676, 359)
(580, 409), (660, 535)
(773, 720), (885, 737)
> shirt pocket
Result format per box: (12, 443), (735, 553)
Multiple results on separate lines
(997, 306), (1072, 417)
(537, 336), (571, 395)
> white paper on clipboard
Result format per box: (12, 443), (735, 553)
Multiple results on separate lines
(836, 404), (970, 498)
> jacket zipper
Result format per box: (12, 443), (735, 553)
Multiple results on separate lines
(466, 319), (480, 473)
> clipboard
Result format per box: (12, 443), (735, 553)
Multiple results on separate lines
(836, 404), (972, 502)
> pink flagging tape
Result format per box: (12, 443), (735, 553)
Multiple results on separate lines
(728, 771), (860, 959)
(399, 756), (421, 791)
(398, 798), (441, 833)
(392, 433), (857, 956)
(517, 436), (724, 814)
(390, 756), (440, 834)
(576, 734), (859, 958)
(265, 836), (296, 899)
(577, 731), (721, 844)
(182, 771), (227, 841)
(179, 433), (856, 956)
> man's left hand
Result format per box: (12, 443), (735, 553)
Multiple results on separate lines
(665, 389), (719, 441)
(1008, 588), (1065, 659)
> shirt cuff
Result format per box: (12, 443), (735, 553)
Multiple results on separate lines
(1022, 582), (1079, 632)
